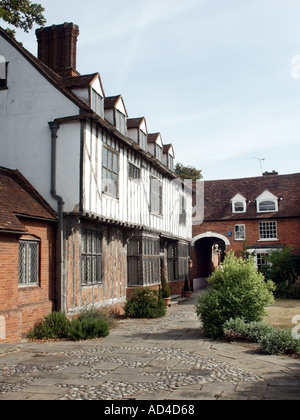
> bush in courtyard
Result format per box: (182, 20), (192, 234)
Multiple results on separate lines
(28, 308), (111, 341)
(125, 289), (166, 319)
(223, 318), (275, 343)
(259, 329), (300, 355)
(196, 252), (275, 338)
(28, 312), (70, 340)
(68, 317), (110, 341)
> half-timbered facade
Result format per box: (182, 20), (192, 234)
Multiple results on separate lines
(0, 23), (192, 316)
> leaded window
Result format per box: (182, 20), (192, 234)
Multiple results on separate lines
(102, 146), (119, 198)
(18, 240), (39, 286)
(150, 177), (163, 215)
(81, 229), (102, 285)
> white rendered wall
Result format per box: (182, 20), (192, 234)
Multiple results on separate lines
(0, 35), (81, 212)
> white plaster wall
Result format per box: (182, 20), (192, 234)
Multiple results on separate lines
(0, 35), (81, 212)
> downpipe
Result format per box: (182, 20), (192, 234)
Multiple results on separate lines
(49, 121), (66, 313)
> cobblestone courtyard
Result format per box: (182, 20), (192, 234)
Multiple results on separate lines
(0, 290), (300, 400)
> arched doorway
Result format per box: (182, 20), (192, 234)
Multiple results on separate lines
(192, 232), (231, 289)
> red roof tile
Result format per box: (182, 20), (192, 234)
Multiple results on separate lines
(202, 173), (300, 221)
(0, 167), (56, 233)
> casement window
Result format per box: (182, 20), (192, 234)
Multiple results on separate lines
(179, 194), (187, 225)
(81, 229), (102, 285)
(18, 240), (40, 286)
(128, 162), (141, 180)
(127, 236), (160, 286)
(259, 221), (278, 240)
(0, 58), (8, 89)
(102, 146), (119, 198)
(139, 130), (147, 151)
(116, 110), (126, 135)
(150, 176), (163, 215)
(234, 224), (246, 241)
(155, 144), (163, 161)
(168, 156), (174, 171)
(91, 88), (103, 116)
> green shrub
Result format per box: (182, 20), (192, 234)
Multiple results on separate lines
(196, 252), (275, 338)
(259, 329), (300, 355)
(28, 308), (111, 341)
(125, 289), (166, 319)
(223, 318), (274, 343)
(68, 317), (110, 341)
(28, 312), (70, 340)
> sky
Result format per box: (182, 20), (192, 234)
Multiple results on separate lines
(6, 0), (300, 180)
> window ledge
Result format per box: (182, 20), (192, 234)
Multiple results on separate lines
(257, 239), (279, 242)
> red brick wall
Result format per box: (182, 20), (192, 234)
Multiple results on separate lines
(0, 219), (56, 343)
(192, 218), (300, 279)
(194, 218), (300, 256)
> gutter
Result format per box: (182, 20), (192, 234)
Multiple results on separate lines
(48, 121), (66, 313)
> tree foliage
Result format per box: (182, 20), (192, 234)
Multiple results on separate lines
(0, 0), (46, 34)
(175, 162), (202, 181)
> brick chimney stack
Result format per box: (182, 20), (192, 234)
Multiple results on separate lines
(36, 23), (80, 77)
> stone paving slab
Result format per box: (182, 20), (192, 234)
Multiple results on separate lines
(0, 289), (299, 400)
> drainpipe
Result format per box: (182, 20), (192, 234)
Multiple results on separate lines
(49, 121), (66, 313)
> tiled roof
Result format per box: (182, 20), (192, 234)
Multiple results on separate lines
(0, 167), (56, 233)
(202, 173), (300, 221)
(127, 117), (145, 129)
(62, 73), (99, 88)
(147, 133), (161, 143)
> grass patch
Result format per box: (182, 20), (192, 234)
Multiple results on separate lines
(264, 299), (300, 330)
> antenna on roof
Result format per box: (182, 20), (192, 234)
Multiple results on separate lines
(253, 157), (265, 175)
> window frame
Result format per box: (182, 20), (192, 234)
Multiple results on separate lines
(0, 61), (8, 89)
(102, 145), (119, 198)
(91, 88), (103, 116)
(234, 224), (246, 241)
(81, 229), (103, 286)
(258, 200), (277, 212)
(258, 221), (278, 241)
(18, 239), (40, 287)
(150, 176), (163, 216)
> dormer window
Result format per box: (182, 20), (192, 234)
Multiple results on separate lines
(116, 110), (126, 135)
(91, 88), (103, 116)
(256, 191), (278, 213)
(139, 130), (147, 151)
(155, 144), (162, 161)
(0, 57), (8, 89)
(231, 194), (247, 213)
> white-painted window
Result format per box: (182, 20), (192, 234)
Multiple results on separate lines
(259, 221), (277, 240)
(231, 194), (247, 213)
(234, 224), (246, 240)
(256, 191), (278, 213)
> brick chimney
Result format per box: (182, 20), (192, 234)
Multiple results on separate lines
(263, 171), (279, 176)
(36, 23), (80, 77)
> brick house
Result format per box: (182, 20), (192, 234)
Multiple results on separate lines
(0, 23), (192, 319)
(0, 167), (57, 343)
(192, 172), (300, 287)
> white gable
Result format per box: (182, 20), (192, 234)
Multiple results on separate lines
(91, 77), (104, 97)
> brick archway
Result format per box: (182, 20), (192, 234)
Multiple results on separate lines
(192, 232), (231, 288)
